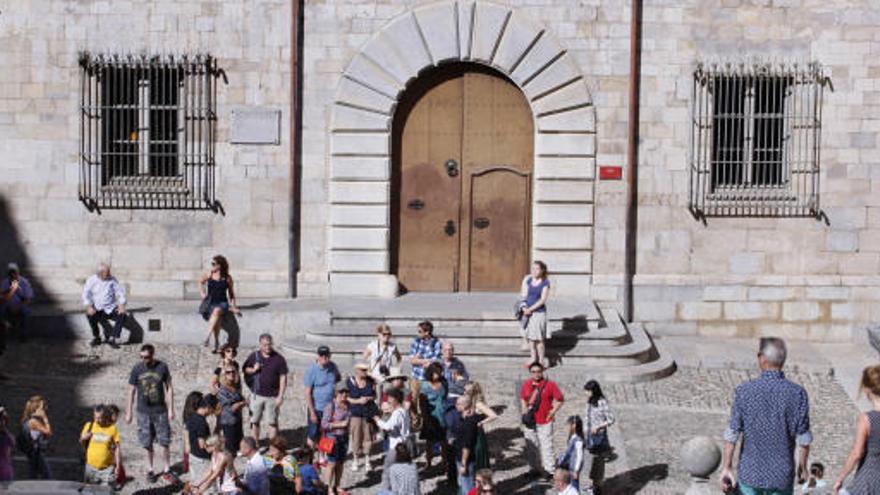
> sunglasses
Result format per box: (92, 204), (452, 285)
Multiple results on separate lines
(140, 354), (153, 360)
(224, 349), (236, 354)
(224, 370), (237, 375)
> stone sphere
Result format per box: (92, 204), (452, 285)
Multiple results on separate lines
(680, 436), (721, 479)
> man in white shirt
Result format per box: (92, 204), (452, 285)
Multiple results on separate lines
(554, 468), (579, 495)
(237, 436), (269, 495)
(82, 263), (127, 348)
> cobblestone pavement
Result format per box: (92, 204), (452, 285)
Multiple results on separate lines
(0, 339), (860, 494)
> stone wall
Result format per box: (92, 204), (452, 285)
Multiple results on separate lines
(630, 0), (880, 340)
(0, 1), (292, 299)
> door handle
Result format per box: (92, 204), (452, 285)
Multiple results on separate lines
(407, 199), (425, 210)
(445, 159), (459, 177)
(444, 220), (456, 237)
(474, 217), (490, 229)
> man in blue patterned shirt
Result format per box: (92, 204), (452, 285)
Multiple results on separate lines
(409, 320), (441, 381)
(720, 337), (812, 495)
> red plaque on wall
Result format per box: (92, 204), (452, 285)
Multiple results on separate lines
(599, 165), (623, 180)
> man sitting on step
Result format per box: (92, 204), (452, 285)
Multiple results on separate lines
(409, 320), (441, 382)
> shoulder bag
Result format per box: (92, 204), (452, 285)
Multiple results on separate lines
(317, 402), (336, 454)
(521, 382), (546, 430)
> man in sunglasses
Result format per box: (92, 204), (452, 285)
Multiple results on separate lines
(125, 344), (176, 484)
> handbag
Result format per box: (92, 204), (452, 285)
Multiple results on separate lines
(586, 429), (609, 452)
(198, 296), (211, 321)
(521, 382), (545, 430)
(317, 435), (336, 455)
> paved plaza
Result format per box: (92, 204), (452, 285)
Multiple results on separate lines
(1, 332), (876, 494)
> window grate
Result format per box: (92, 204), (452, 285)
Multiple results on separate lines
(689, 61), (827, 218)
(79, 53), (220, 211)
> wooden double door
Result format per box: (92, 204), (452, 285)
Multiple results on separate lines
(393, 67), (533, 292)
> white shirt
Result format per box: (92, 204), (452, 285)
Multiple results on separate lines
(366, 340), (398, 381)
(375, 407), (410, 450)
(81, 274), (126, 313)
(558, 484), (579, 495)
(243, 453), (269, 495)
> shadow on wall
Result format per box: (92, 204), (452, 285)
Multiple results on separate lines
(0, 194), (106, 480)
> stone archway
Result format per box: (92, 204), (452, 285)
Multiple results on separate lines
(328, 0), (596, 297)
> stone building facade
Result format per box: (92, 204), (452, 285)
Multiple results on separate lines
(1, 0), (878, 341)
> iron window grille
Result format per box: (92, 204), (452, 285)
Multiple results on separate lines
(689, 61), (827, 218)
(79, 53), (220, 211)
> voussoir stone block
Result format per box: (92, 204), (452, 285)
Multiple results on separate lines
(331, 104), (390, 132)
(331, 132), (390, 156)
(363, 35), (412, 87)
(493, 11), (542, 73)
(537, 105), (596, 133)
(413, 2), (459, 62)
(532, 79), (593, 116)
(344, 53), (402, 98)
(532, 249), (591, 273)
(537, 133), (595, 156)
(535, 180), (594, 203)
(535, 203), (593, 225)
(511, 33), (564, 85)
(470, 2), (510, 63)
(381, 13), (432, 76)
(535, 157), (596, 180)
(335, 77), (396, 115)
(330, 250), (388, 272)
(329, 181), (390, 204)
(533, 226), (593, 250)
(524, 54), (580, 99)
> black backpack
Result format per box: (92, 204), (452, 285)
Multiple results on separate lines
(17, 421), (34, 456)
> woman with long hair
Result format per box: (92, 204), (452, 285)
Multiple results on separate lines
(419, 362), (448, 469)
(583, 379), (615, 493)
(20, 395), (52, 479)
(520, 261), (550, 367)
(217, 366), (246, 456)
(182, 391), (204, 474)
(834, 364), (880, 493)
(463, 382), (498, 471)
(362, 324), (402, 384)
(199, 255), (240, 353)
(192, 435), (240, 495)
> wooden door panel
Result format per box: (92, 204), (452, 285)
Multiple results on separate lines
(468, 169), (530, 291)
(461, 72), (534, 291)
(397, 77), (463, 292)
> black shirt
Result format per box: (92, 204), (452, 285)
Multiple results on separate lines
(454, 413), (486, 461)
(128, 360), (172, 414)
(186, 414), (211, 459)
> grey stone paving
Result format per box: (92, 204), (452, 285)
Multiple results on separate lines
(0, 339), (861, 494)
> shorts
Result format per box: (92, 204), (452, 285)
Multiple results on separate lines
(209, 302), (229, 314)
(737, 483), (793, 495)
(136, 410), (171, 449)
(84, 464), (115, 485)
(188, 454), (211, 485)
(250, 394), (279, 426)
(327, 434), (349, 464)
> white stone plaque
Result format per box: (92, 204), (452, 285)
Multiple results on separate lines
(230, 108), (281, 145)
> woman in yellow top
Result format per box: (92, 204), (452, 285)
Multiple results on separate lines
(80, 404), (122, 490)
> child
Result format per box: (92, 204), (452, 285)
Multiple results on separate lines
(467, 468), (493, 495)
(802, 462), (828, 494)
(557, 416), (585, 492)
(105, 404), (127, 487)
(294, 446), (327, 495)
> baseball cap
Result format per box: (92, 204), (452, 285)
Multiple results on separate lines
(7, 262), (19, 273)
(317, 345), (331, 357)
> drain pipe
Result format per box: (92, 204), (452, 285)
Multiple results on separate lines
(289, 0), (303, 298)
(623, 0), (643, 322)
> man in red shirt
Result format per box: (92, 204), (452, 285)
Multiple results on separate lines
(520, 361), (564, 478)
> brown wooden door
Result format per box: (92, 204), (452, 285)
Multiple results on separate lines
(395, 66), (533, 292)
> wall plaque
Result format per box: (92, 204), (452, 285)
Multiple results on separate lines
(230, 108), (281, 145)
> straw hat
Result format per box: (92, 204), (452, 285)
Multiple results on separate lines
(354, 362), (370, 371)
(384, 366), (407, 381)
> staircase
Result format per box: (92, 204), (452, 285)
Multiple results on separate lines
(285, 293), (675, 383)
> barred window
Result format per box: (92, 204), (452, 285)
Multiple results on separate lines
(79, 53), (219, 210)
(689, 61), (827, 218)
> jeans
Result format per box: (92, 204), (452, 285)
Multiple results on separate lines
(456, 460), (475, 495)
(28, 449), (51, 479)
(737, 483), (794, 495)
(87, 309), (126, 340)
(306, 410), (324, 443)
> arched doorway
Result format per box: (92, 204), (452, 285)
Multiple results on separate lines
(391, 64), (533, 292)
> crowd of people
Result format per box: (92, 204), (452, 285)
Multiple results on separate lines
(2, 259), (880, 495)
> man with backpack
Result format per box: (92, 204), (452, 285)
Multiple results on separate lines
(242, 333), (289, 444)
(520, 361), (564, 479)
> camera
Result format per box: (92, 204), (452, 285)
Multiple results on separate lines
(379, 365), (389, 377)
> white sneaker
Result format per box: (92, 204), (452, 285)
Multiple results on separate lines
(351, 459), (360, 471)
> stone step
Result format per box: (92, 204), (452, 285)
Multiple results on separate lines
(308, 320), (629, 345)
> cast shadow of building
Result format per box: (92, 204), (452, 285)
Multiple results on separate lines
(0, 195), (108, 480)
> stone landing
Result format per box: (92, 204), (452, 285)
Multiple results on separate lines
(21, 293), (674, 383)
